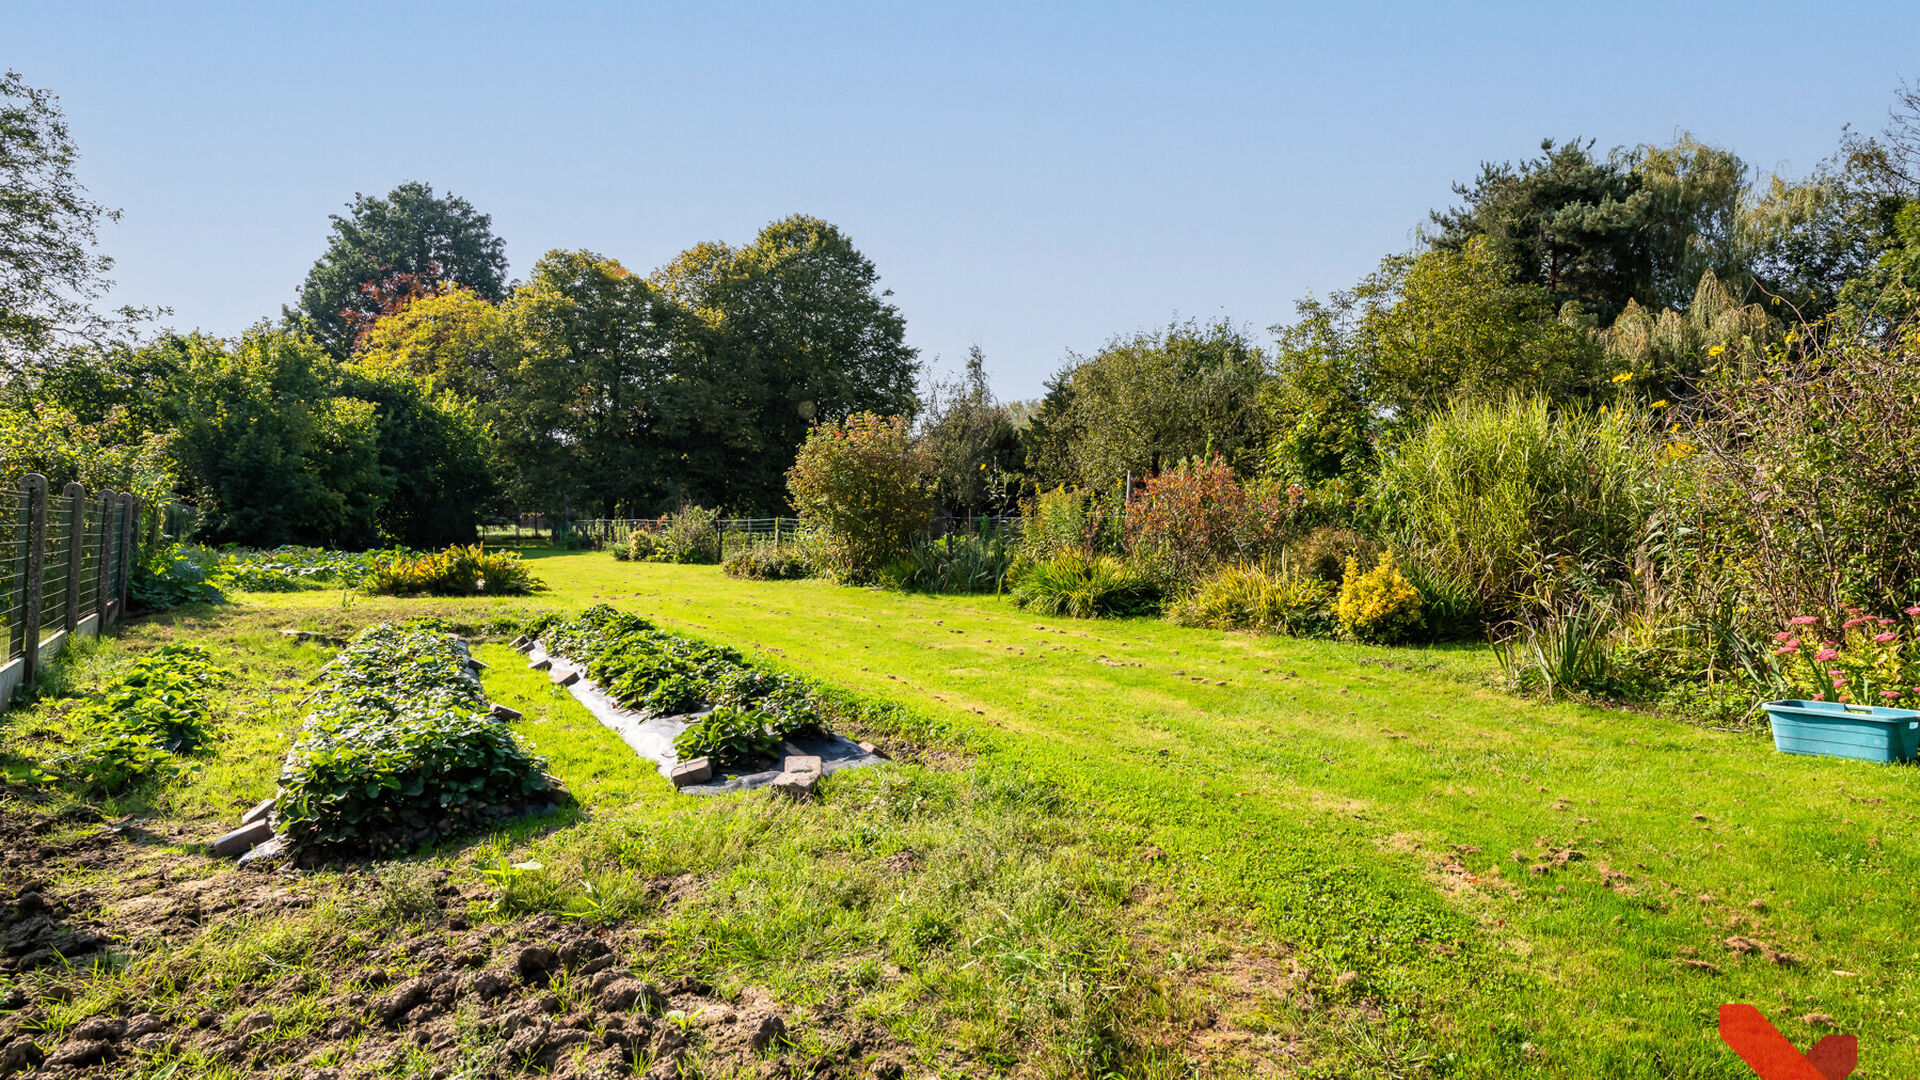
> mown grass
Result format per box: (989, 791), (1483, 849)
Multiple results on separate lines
(9, 550), (1920, 1077)
(287, 549), (1920, 1077)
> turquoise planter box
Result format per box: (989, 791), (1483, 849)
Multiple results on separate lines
(1762, 700), (1920, 763)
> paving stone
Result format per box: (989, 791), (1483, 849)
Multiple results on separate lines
(770, 772), (819, 801)
(529, 656), (552, 671)
(489, 703), (523, 721)
(240, 797), (276, 826)
(550, 667), (581, 687)
(212, 819), (275, 858)
(856, 741), (887, 759)
(236, 835), (290, 869)
(783, 755), (823, 776)
(516, 637), (537, 653)
(670, 758), (713, 788)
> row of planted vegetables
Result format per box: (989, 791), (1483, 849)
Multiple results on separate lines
(264, 606), (919, 859)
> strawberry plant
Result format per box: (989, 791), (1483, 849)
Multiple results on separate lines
(51, 644), (225, 794)
(275, 624), (560, 856)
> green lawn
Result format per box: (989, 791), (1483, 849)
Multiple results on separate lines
(11, 551), (1920, 1078)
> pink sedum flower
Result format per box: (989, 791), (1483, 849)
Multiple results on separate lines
(1882, 691), (1904, 700)
(1834, 678), (1849, 689)
(1907, 606), (1920, 616)
(1876, 632), (1899, 643)
(1813, 692), (1826, 701)
(1814, 648), (1840, 661)
(1773, 631), (1794, 643)
(1790, 616), (1820, 625)
(1844, 617), (1871, 629)
(1774, 646), (1798, 655)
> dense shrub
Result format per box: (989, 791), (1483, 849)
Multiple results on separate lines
(656, 506), (721, 564)
(787, 412), (933, 582)
(882, 533), (1012, 593)
(613, 528), (660, 562)
(363, 544), (540, 596)
(276, 625), (558, 855)
(1019, 485), (1124, 559)
(1288, 526), (1383, 584)
(722, 544), (813, 581)
(1169, 564), (1334, 637)
(1373, 395), (1662, 616)
(1123, 455), (1297, 589)
(1336, 552), (1425, 644)
(51, 645), (225, 793)
(1678, 324), (1920, 625)
(1009, 552), (1159, 619)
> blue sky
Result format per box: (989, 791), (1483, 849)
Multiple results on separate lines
(11, 2), (1917, 398)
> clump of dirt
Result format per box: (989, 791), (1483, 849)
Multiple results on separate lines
(0, 805), (910, 1079)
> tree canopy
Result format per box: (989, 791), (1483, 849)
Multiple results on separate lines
(0, 71), (137, 368)
(293, 182), (508, 356)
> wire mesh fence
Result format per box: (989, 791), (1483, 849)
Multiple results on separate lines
(0, 475), (183, 708)
(572, 514), (1025, 549)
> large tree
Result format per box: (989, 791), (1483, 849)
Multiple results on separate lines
(0, 71), (144, 368)
(920, 346), (1021, 515)
(1431, 136), (1750, 322)
(499, 250), (699, 517)
(652, 215), (920, 510)
(1022, 319), (1271, 489)
(293, 182), (508, 356)
(1264, 242), (1599, 489)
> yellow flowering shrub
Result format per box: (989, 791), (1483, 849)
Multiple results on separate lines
(1335, 552), (1424, 644)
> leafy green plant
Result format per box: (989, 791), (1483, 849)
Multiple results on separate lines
(1169, 563), (1334, 637)
(1335, 552), (1425, 644)
(222, 545), (407, 591)
(276, 624), (560, 855)
(528, 607), (837, 751)
(130, 543), (226, 609)
(672, 705), (784, 767)
(1009, 552), (1159, 619)
(362, 544), (541, 596)
(50, 643), (225, 793)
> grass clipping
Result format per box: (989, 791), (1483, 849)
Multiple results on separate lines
(276, 623), (565, 857)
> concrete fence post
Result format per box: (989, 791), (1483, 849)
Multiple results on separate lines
(63, 482), (84, 632)
(116, 493), (137, 616)
(95, 490), (115, 625)
(19, 475), (46, 688)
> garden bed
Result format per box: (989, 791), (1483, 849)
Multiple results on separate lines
(523, 607), (885, 794)
(272, 622), (567, 859)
